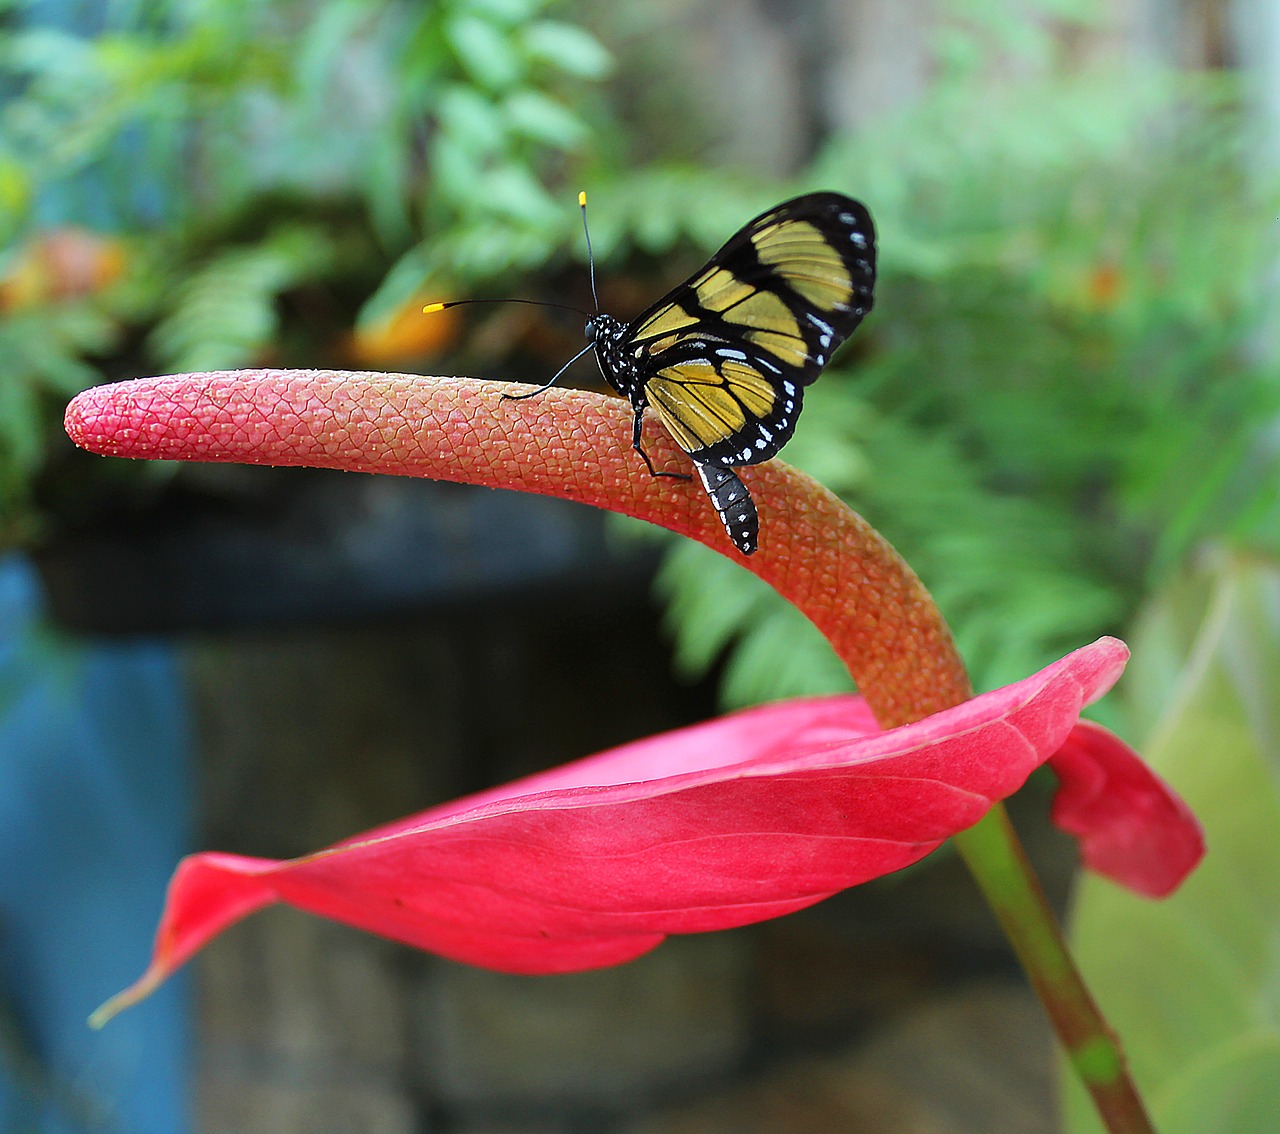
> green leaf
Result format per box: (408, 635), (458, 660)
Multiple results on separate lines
(0, 155), (31, 236)
(291, 0), (371, 103)
(1064, 551), (1280, 1133)
(444, 14), (523, 90)
(357, 247), (431, 332)
(503, 89), (588, 149)
(475, 162), (559, 225)
(0, 354), (43, 480)
(462, 0), (547, 27)
(655, 542), (853, 707)
(719, 603), (855, 706)
(520, 20), (612, 79)
(656, 542), (777, 676)
(148, 226), (335, 372)
(432, 133), (483, 203)
(438, 83), (508, 155)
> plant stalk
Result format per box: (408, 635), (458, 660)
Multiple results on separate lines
(952, 803), (1156, 1134)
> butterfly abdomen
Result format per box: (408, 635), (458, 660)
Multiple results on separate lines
(695, 464), (758, 556)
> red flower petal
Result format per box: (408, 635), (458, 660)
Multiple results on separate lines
(1049, 721), (1204, 898)
(95, 636), (1200, 1023)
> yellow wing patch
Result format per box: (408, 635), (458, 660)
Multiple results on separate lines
(648, 381), (741, 451)
(579, 193), (874, 555)
(693, 267), (755, 313)
(719, 360), (776, 417)
(692, 268), (804, 339)
(635, 303), (699, 339)
(746, 329), (809, 368)
(752, 220), (853, 310)
(719, 289), (800, 338)
(644, 360), (778, 454)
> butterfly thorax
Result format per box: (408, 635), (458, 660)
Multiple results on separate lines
(586, 314), (643, 401)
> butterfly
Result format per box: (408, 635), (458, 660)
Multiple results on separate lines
(427, 192), (876, 555)
(581, 192), (875, 554)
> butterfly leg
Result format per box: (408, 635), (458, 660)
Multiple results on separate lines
(631, 403), (692, 481)
(502, 384), (554, 401)
(502, 343), (596, 401)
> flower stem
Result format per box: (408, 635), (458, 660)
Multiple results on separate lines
(952, 803), (1155, 1134)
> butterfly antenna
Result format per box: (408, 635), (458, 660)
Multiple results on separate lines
(579, 190), (600, 314)
(423, 297), (590, 317)
(426, 192), (602, 401)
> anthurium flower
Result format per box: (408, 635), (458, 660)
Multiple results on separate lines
(65, 371), (1203, 1032)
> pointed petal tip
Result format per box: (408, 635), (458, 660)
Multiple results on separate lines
(89, 966), (167, 1029)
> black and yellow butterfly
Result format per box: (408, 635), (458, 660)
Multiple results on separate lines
(582, 192), (876, 555)
(427, 192), (875, 555)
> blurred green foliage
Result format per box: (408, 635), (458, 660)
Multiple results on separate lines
(0, 0), (608, 542)
(650, 69), (1280, 706)
(1066, 550), (1280, 1134)
(2, 0), (1278, 713)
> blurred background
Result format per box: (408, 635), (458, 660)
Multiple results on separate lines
(2, 0), (1278, 1131)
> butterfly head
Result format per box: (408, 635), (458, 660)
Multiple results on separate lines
(585, 313), (623, 343)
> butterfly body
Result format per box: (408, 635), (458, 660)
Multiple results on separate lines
(585, 191), (877, 555)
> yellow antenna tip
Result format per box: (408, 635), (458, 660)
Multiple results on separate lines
(578, 190), (587, 208)
(422, 301), (447, 315)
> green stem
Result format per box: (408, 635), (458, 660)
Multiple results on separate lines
(952, 803), (1156, 1134)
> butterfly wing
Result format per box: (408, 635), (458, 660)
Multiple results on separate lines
(625, 192), (876, 468)
(589, 192), (875, 555)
